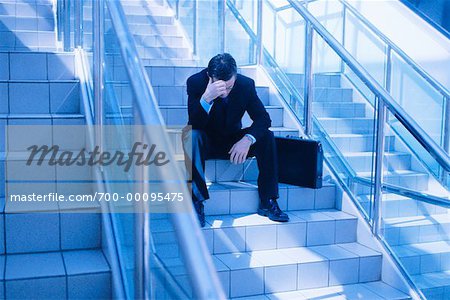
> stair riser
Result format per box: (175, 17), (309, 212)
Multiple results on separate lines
(125, 14), (174, 25)
(0, 52), (76, 80)
(357, 174), (429, 195)
(127, 23), (180, 35)
(331, 135), (396, 152)
(0, 2), (53, 18)
(160, 107), (283, 127)
(335, 154), (411, 173)
(1, 212), (101, 254)
(400, 252), (450, 275)
(0, 30), (55, 51)
(133, 35), (186, 48)
(135, 46), (191, 60)
(0, 82), (80, 114)
(313, 103), (366, 118)
(359, 198), (448, 218)
(203, 219), (356, 254)
(384, 223), (450, 246)
(215, 257), (381, 298)
(204, 184), (336, 216)
(287, 74), (341, 88)
(319, 118), (374, 134)
(122, 5), (172, 16)
(0, 16), (54, 31)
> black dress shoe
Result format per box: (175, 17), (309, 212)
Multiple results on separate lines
(193, 201), (206, 227)
(257, 199), (289, 222)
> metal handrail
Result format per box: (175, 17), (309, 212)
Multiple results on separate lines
(286, 0), (450, 172)
(338, 0), (450, 100)
(105, 1), (226, 299)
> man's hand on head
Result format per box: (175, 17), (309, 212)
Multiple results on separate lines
(202, 77), (227, 103)
(228, 136), (252, 164)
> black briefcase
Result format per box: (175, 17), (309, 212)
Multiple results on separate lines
(275, 136), (323, 189)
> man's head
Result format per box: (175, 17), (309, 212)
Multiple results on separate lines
(207, 53), (237, 98)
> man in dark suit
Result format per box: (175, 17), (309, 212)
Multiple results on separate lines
(182, 53), (289, 227)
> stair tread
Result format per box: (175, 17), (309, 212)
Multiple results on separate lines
(204, 209), (356, 229)
(260, 281), (410, 300)
(214, 242), (380, 271)
(329, 133), (393, 138)
(356, 170), (428, 177)
(330, 151), (409, 157)
(4, 249), (109, 280)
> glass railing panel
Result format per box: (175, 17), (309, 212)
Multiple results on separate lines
(310, 32), (378, 220)
(102, 3), (192, 299)
(390, 52), (446, 147)
(380, 190), (449, 299)
(232, 0), (257, 31)
(224, 5), (256, 65)
(383, 110), (449, 196)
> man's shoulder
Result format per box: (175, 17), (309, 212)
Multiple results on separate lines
(186, 68), (208, 86)
(235, 73), (255, 89)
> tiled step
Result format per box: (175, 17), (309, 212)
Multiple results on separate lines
(0, 30), (56, 51)
(213, 242), (382, 298)
(141, 58), (199, 67)
(318, 117), (374, 134)
(393, 241), (450, 275)
(330, 133), (396, 152)
(358, 193), (448, 218)
(357, 170), (429, 191)
(412, 270), (450, 300)
(287, 73), (342, 88)
(202, 209), (356, 254)
(203, 181), (335, 216)
(0, 52), (76, 80)
(0, 15), (54, 31)
(3, 210), (101, 253)
(3, 250), (111, 299)
(313, 102), (366, 118)
(133, 34), (186, 48)
(134, 45), (192, 60)
(382, 214), (450, 246)
(330, 151), (412, 172)
(125, 14), (174, 25)
(0, 2), (53, 18)
(262, 281), (411, 300)
(159, 105), (284, 127)
(128, 23), (180, 35)
(0, 80), (81, 114)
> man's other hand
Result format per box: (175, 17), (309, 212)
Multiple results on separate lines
(202, 77), (227, 102)
(229, 136), (252, 164)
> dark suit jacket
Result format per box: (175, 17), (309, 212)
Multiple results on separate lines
(186, 68), (271, 141)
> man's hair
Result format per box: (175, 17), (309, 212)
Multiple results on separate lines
(207, 53), (237, 81)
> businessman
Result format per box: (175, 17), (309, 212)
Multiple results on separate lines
(182, 53), (289, 227)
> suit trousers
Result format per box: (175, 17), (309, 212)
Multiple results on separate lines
(182, 127), (279, 206)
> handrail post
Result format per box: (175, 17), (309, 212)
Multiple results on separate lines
(218, 0), (226, 53)
(340, 5), (346, 73)
(256, 0), (263, 64)
(93, 0), (104, 153)
(74, 0), (82, 47)
(441, 96), (450, 182)
(63, 0), (71, 51)
(304, 21), (313, 135)
(385, 45), (392, 92)
(193, 0), (198, 56)
(372, 97), (386, 236)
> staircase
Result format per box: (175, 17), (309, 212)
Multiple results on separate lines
(0, 0), (111, 298)
(286, 72), (450, 300)
(123, 2), (411, 299)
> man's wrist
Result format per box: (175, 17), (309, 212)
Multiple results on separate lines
(245, 134), (256, 145)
